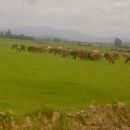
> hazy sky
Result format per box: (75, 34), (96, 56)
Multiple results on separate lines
(0, 0), (130, 37)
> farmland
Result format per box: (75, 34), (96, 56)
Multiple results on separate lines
(0, 38), (130, 115)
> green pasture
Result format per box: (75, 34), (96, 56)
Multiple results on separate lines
(0, 38), (130, 115)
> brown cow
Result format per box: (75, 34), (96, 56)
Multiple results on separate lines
(104, 53), (115, 64)
(12, 44), (17, 49)
(12, 44), (25, 52)
(125, 57), (130, 64)
(88, 50), (102, 61)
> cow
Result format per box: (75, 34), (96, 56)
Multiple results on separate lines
(125, 57), (130, 64)
(21, 45), (26, 51)
(104, 52), (115, 64)
(69, 49), (78, 59)
(12, 44), (17, 49)
(12, 44), (26, 52)
(27, 46), (43, 53)
(16, 45), (22, 52)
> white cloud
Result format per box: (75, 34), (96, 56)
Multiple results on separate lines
(0, 0), (130, 37)
(23, 0), (41, 5)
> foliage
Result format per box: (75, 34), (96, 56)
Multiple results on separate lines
(114, 38), (123, 48)
(0, 29), (34, 40)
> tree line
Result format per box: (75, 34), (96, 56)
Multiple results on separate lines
(0, 29), (34, 40)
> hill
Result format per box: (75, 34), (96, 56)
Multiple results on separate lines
(4, 26), (117, 43)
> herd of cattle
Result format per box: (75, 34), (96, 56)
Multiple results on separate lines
(12, 44), (130, 64)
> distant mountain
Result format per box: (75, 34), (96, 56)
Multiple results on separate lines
(1, 26), (130, 43)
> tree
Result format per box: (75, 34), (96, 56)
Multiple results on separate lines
(114, 38), (123, 48)
(0, 31), (4, 37)
(5, 29), (12, 37)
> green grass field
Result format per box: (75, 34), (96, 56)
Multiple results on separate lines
(0, 38), (130, 115)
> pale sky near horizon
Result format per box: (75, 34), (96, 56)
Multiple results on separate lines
(0, 0), (130, 37)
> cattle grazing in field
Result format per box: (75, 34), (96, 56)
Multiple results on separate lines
(104, 53), (115, 64)
(88, 50), (102, 61)
(69, 49), (78, 59)
(27, 46), (34, 52)
(16, 45), (22, 52)
(104, 52), (120, 64)
(20, 45), (26, 51)
(54, 47), (64, 56)
(112, 52), (119, 59)
(12, 44), (26, 52)
(125, 57), (130, 64)
(122, 53), (128, 59)
(12, 43), (130, 64)
(12, 44), (17, 49)
(27, 46), (43, 53)
(78, 50), (88, 60)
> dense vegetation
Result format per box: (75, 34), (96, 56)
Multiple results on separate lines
(0, 29), (34, 40)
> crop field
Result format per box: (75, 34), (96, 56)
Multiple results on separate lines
(0, 38), (130, 115)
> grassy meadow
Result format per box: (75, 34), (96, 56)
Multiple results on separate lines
(0, 38), (130, 115)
